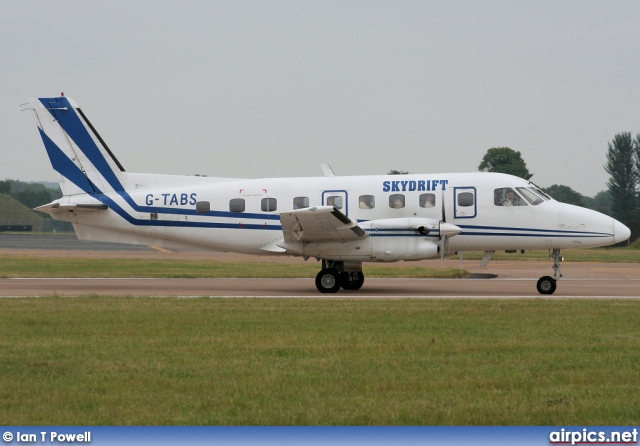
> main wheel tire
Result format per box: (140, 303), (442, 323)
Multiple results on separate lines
(536, 276), (557, 295)
(340, 271), (365, 290)
(315, 268), (341, 293)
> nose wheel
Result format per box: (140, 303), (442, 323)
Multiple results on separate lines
(536, 276), (557, 294)
(537, 249), (562, 295)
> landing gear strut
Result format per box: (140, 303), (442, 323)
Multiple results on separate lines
(315, 260), (365, 293)
(536, 248), (563, 295)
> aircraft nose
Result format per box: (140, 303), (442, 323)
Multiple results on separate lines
(614, 219), (631, 244)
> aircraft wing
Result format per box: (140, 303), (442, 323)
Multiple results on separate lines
(280, 206), (367, 244)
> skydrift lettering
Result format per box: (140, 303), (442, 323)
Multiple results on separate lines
(382, 179), (448, 193)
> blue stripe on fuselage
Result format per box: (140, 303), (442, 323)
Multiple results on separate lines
(37, 101), (614, 239)
(37, 101), (280, 221)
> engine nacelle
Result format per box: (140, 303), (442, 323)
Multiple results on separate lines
(360, 218), (441, 261)
(359, 217), (440, 235)
(300, 218), (442, 262)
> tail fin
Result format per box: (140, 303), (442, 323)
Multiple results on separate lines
(27, 96), (126, 197)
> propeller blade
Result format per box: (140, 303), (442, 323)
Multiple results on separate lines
(438, 190), (462, 266)
(438, 222), (461, 266)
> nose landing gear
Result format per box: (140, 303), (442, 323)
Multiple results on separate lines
(537, 248), (563, 295)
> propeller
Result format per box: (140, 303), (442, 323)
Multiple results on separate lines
(439, 190), (462, 265)
(439, 222), (462, 265)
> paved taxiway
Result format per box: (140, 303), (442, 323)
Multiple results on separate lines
(2, 258), (638, 298)
(2, 275), (640, 298)
(1, 234), (638, 298)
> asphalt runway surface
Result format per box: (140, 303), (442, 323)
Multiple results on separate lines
(1, 234), (639, 298)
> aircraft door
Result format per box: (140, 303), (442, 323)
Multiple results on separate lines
(322, 190), (348, 216)
(453, 187), (477, 219)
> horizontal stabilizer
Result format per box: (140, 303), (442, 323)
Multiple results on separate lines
(34, 201), (108, 215)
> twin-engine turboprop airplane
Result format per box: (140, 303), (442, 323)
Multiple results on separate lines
(25, 96), (631, 294)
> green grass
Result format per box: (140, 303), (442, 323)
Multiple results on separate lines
(0, 298), (638, 425)
(0, 246), (638, 279)
(0, 256), (468, 279)
(462, 246), (640, 263)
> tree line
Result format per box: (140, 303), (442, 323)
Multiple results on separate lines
(604, 133), (640, 222)
(476, 139), (639, 224)
(476, 147), (612, 215)
(0, 180), (61, 210)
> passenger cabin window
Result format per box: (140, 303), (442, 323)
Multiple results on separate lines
(293, 196), (309, 209)
(326, 195), (343, 209)
(389, 194), (405, 209)
(196, 201), (210, 214)
(419, 193), (436, 208)
(229, 198), (245, 212)
(359, 195), (375, 209)
(261, 197), (277, 212)
(494, 188), (527, 206)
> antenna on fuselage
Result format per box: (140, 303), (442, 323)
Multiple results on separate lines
(320, 164), (336, 177)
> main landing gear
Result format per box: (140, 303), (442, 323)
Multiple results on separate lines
(536, 248), (563, 295)
(315, 260), (364, 293)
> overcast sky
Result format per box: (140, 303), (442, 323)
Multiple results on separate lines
(2, 1), (639, 197)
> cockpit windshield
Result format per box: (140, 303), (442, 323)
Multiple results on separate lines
(527, 182), (551, 201)
(516, 187), (544, 205)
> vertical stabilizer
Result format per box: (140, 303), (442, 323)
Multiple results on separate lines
(28, 96), (126, 197)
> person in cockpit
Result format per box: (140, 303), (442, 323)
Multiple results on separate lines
(499, 188), (520, 206)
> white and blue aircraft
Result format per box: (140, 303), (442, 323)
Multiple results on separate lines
(25, 95), (631, 294)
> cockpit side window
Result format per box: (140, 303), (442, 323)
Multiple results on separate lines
(494, 188), (527, 206)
